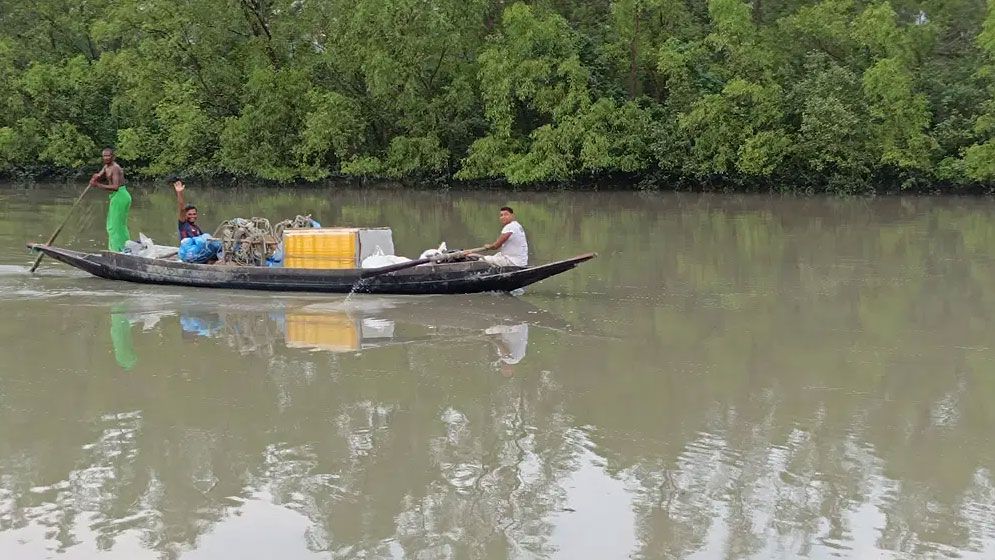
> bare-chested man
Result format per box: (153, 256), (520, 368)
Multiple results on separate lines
(89, 148), (131, 252)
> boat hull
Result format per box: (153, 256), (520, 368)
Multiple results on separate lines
(28, 245), (595, 295)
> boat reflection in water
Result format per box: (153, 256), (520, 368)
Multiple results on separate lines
(112, 293), (570, 371)
(282, 311), (399, 354)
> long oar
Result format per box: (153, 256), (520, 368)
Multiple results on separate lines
(358, 246), (489, 279)
(30, 184), (93, 273)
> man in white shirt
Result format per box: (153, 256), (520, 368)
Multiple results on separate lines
(479, 206), (528, 267)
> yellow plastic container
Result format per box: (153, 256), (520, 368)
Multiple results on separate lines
(285, 313), (359, 352)
(283, 256), (356, 269)
(283, 228), (359, 269)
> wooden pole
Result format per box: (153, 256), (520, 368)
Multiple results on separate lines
(30, 184), (93, 273)
(358, 246), (490, 279)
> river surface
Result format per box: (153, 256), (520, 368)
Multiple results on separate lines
(3, 183), (995, 559)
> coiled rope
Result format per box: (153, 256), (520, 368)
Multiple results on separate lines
(213, 215), (315, 266)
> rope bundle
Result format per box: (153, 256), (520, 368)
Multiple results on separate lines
(213, 215), (315, 266)
(274, 214), (315, 238)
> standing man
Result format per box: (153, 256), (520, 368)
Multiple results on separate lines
(479, 206), (528, 267)
(170, 175), (203, 240)
(89, 147), (131, 252)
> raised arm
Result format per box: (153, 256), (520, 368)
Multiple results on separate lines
(174, 181), (186, 221)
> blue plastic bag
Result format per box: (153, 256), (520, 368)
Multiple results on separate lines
(178, 234), (221, 263)
(180, 314), (223, 337)
(267, 244), (284, 267)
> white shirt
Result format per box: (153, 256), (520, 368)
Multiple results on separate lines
(499, 220), (528, 267)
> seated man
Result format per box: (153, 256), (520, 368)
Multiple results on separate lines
(479, 206), (528, 267)
(170, 175), (203, 240)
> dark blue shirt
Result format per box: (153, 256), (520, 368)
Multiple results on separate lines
(179, 221), (203, 241)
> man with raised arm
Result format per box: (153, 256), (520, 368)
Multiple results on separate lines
(169, 175), (203, 240)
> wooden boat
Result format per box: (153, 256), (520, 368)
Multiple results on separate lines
(27, 244), (596, 295)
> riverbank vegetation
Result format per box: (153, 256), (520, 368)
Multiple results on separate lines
(1, 0), (994, 193)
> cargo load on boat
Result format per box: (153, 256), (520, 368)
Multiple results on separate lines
(283, 227), (394, 269)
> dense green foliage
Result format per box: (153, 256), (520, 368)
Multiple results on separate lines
(0, 0), (993, 191)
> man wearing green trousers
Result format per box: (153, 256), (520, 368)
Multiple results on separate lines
(89, 147), (131, 251)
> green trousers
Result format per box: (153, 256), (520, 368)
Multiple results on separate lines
(106, 186), (132, 252)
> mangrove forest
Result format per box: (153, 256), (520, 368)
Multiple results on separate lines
(1, 0), (995, 192)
